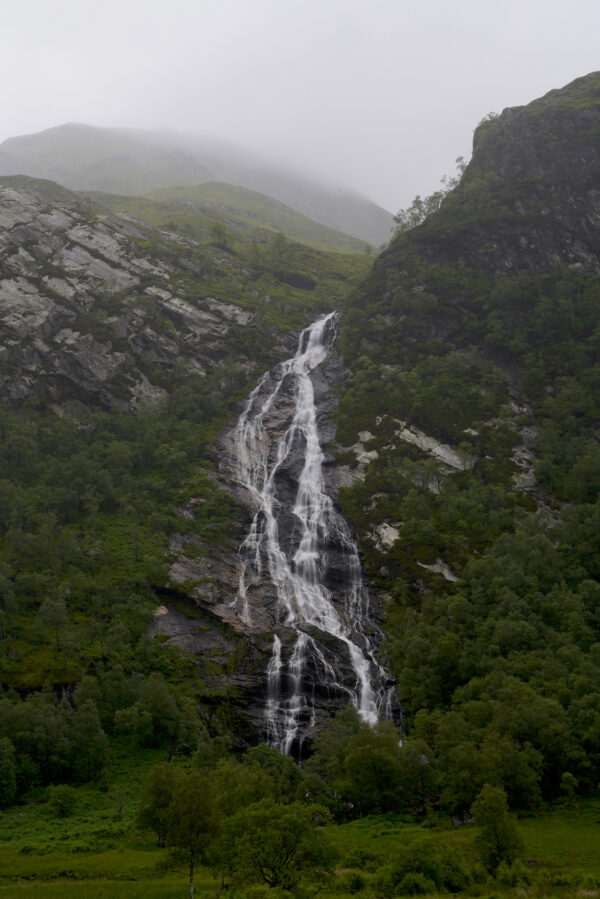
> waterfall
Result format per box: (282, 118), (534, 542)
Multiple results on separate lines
(232, 311), (393, 753)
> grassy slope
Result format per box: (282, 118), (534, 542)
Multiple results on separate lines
(0, 123), (211, 197)
(0, 174), (86, 207)
(0, 122), (395, 246)
(104, 181), (369, 253)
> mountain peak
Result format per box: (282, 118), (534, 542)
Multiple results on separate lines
(387, 70), (600, 275)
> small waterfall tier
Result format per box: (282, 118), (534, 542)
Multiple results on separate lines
(231, 311), (394, 754)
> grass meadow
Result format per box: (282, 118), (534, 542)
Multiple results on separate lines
(2, 797), (600, 897)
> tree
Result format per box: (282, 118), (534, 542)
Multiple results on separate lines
(440, 741), (487, 819)
(471, 784), (524, 873)
(397, 738), (438, 817)
(215, 799), (333, 891)
(37, 597), (70, 657)
(166, 771), (221, 899)
(192, 730), (232, 770)
(48, 784), (77, 817)
(477, 111), (499, 127)
(247, 237), (264, 274)
(342, 721), (403, 815)
(70, 699), (109, 782)
(0, 738), (17, 807)
(244, 743), (303, 803)
(305, 703), (361, 786)
(558, 771), (579, 807)
(210, 221), (233, 251)
(137, 763), (178, 847)
(211, 757), (275, 817)
(114, 673), (179, 747)
(393, 157), (466, 233)
(0, 560), (17, 638)
(393, 191), (446, 233)
(269, 231), (293, 274)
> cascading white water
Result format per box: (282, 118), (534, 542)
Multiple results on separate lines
(232, 311), (392, 753)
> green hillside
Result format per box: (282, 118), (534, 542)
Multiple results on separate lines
(0, 123), (394, 245)
(147, 181), (367, 251)
(0, 123), (211, 195)
(103, 181), (368, 252)
(2, 72), (600, 897)
(333, 70), (600, 822)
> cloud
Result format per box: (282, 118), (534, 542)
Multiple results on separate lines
(3, 0), (600, 210)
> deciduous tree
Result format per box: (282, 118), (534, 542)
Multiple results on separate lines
(136, 763), (178, 847)
(471, 784), (524, 872)
(166, 771), (220, 899)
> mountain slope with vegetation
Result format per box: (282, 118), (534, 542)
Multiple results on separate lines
(334, 70), (600, 818)
(142, 181), (368, 252)
(0, 172), (369, 796)
(0, 123), (394, 245)
(2, 73), (600, 896)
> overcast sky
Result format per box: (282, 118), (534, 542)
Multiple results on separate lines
(3, 0), (599, 212)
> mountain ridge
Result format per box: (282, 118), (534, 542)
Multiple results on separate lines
(0, 123), (394, 246)
(384, 70), (600, 276)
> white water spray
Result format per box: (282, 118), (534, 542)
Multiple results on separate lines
(232, 312), (392, 753)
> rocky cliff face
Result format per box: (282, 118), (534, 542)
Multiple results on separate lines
(387, 71), (600, 276)
(0, 183), (258, 409)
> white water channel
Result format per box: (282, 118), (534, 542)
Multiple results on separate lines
(232, 312), (392, 753)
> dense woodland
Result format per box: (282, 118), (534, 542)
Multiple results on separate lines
(2, 73), (600, 897)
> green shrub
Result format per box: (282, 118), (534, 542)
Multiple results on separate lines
(344, 847), (380, 871)
(336, 870), (366, 893)
(47, 784), (77, 817)
(391, 842), (466, 892)
(372, 864), (395, 899)
(235, 888), (293, 899)
(397, 872), (437, 895)
(496, 858), (531, 886)
(440, 853), (473, 892)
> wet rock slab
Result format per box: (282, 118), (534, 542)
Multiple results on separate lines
(0, 185), (260, 410)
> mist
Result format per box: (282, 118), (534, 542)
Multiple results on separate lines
(4, 0), (600, 212)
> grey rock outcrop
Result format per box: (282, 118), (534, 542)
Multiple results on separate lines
(0, 184), (254, 409)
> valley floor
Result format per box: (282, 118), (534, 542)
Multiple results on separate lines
(2, 799), (599, 898)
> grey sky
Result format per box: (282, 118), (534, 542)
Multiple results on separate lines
(3, 0), (599, 212)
